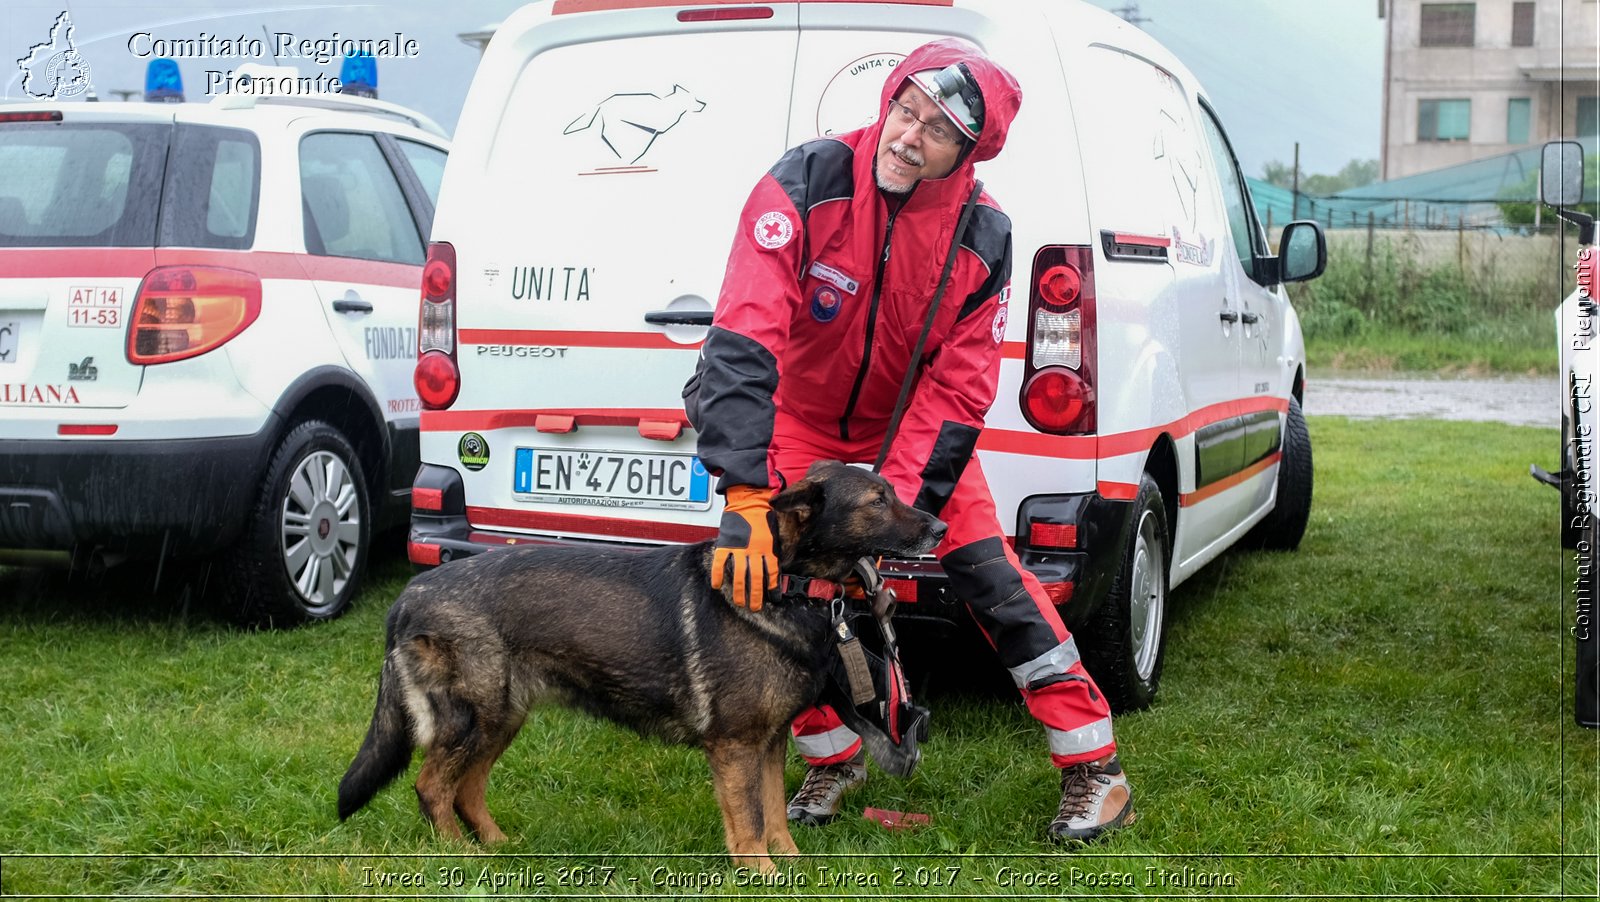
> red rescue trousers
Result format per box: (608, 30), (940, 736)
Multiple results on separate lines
(769, 411), (1116, 768)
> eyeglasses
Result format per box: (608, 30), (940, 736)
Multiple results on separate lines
(885, 97), (964, 148)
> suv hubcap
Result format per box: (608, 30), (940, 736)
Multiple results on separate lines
(281, 450), (361, 610)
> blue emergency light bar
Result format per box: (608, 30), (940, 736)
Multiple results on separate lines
(145, 58), (184, 103)
(339, 52), (377, 99)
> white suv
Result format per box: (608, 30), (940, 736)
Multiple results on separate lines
(0, 87), (448, 625)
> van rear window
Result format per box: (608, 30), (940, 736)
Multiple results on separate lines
(0, 122), (167, 247)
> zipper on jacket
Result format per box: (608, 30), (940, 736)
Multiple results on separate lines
(838, 208), (900, 440)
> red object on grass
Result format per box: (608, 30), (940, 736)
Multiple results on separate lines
(863, 807), (931, 830)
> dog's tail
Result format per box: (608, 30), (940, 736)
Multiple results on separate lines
(337, 650), (414, 821)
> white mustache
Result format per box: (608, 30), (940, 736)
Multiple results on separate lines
(889, 142), (924, 167)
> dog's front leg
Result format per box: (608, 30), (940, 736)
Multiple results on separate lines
(706, 740), (775, 874)
(761, 737), (799, 858)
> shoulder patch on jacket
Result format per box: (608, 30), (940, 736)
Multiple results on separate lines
(958, 203), (1013, 321)
(770, 139), (855, 218)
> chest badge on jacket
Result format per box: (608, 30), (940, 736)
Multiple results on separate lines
(811, 285), (844, 323)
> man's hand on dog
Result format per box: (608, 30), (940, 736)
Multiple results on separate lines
(712, 485), (780, 610)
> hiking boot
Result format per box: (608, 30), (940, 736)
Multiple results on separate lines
(1048, 753), (1135, 842)
(787, 750), (868, 826)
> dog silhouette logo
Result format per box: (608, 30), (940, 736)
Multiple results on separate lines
(564, 85), (706, 166)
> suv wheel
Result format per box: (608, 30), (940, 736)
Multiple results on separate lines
(1083, 473), (1169, 713)
(1244, 395), (1313, 550)
(225, 420), (370, 626)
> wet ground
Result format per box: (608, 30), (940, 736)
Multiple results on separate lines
(1306, 372), (1561, 428)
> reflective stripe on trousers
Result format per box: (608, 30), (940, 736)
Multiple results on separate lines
(790, 708), (862, 764)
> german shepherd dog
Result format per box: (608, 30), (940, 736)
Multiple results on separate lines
(338, 461), (945, 871)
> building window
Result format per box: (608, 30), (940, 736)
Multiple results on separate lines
(1506, 98), (1531, 144)
(1420, 3), (1476, 47)
(1511, 2), (1535, 45)
(1419, 99), (1471, 141)
(1580, 97), (1599, 140)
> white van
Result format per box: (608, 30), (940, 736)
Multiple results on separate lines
(408, 0), (1326, 710)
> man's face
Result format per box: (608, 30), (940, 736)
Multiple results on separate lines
(874, 87), (967, 194)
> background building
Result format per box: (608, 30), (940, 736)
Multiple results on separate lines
(1381, 0), (1599, 180)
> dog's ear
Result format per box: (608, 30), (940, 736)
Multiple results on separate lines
(804, 459), (846, 478)
(772, 479), (825, 525)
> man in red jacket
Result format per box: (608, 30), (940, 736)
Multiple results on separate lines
(687, 38), (1134, 842)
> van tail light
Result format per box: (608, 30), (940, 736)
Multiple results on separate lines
(1029, 521), (1078, 549)
(127, 266), (261, 364)
(416, 241), (460, 410)
(1040, 581), (1075, 606)
(1021, 245), (1096, 434)
(884, 577), (918, 603)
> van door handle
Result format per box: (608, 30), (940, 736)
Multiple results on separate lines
(333, 291), (373, 314)
(1218, 310), (1239, 324)
(1240, 311), (1261, 325)
(644, 310), (712, 326)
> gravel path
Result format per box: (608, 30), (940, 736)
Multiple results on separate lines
(1305, 372), (1561, 428)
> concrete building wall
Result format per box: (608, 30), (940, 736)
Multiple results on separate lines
(1382, 0), (1599, 179)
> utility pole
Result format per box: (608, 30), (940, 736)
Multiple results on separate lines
(1291, 142), (1301, 220)
(1108, 3), (1151, 27)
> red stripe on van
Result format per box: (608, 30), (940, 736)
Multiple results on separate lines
(0, 248), (421, 289)
(1096, 396), (1288, 458)
(553, 0), (950, 11)
(460, 329), (700, 351)
(422, 407), (690, 432)
(468, 506), (717, 543)
(1097, 481), (1139, 501)
(1110, 232), (1172, 248)
(1180, 451), (1281, 507)
(977, 396), (1287, 461)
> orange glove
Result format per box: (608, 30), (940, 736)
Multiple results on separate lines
(711, 485), (779, 610)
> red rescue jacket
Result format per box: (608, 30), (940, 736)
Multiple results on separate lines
(690, 39), (1023, 514)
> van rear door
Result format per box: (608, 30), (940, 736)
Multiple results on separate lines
(432, 4), (800, 539)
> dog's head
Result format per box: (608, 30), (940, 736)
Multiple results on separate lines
(771, 460), (946, 581)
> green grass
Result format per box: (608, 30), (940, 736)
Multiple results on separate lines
(1306, 329), (1554, 376)
(1, 418), (1595, 897)
(1294, 237), (1562, 375)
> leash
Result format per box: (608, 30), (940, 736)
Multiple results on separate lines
(782, 557), (908, 711)
(872, 179), (985, 473)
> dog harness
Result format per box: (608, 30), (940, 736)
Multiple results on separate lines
(782, 558), (929, 770)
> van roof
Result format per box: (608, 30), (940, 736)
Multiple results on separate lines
(551, 0), (952, 12)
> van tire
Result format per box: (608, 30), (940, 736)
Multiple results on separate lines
(1083, 473), (1169, 713)
(1245, 396), (1313, 551)
(224, 420), (371, 627)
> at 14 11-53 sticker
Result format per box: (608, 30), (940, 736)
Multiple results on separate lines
(67, 286), (123, 328)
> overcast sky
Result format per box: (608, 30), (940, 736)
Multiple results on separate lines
(2, 1), (1384, 179)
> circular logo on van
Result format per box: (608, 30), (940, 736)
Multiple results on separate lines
(815, 52), (905, 138)
(753, 211), (793, 250)
(458, 432), (490, 471)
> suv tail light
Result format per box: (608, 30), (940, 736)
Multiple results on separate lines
(1020, 245), (1096, 434)
(415, 241), (460, 409)
(126, 266), (261, 364)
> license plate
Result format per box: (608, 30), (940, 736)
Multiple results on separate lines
(0, 321), (17, 364)
(513, 447), (712, 511)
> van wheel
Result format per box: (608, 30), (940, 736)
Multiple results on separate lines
(224, 420), (370, 627)
(1245, 395), (1313, 551)
(1083, 473), (1169, 713)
